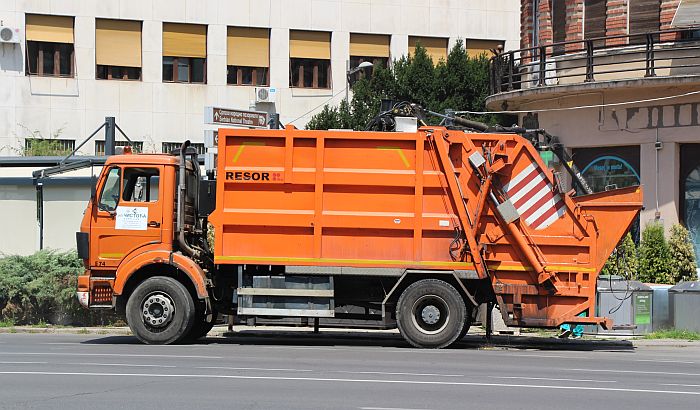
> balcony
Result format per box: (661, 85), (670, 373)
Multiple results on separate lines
(487, 29), (700, 110)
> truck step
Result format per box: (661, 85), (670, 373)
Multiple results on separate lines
(236, 274), (335, 318)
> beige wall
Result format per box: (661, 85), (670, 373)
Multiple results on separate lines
(0, 0), (520, 156)
(524, 86), (700, 234)
(0, 166), (95, 255)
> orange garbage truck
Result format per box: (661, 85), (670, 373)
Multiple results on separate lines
(76, 125), (642, 347)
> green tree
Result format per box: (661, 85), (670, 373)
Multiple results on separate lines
(601, 233), (638, 278)
(638, 222), (673, 283)
(393, 44), (436, 108)
(307, 41), (498, 130)
(668, 223), (698, 282)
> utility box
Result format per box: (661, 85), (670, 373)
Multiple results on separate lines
(669, 281), (700, 332)
(648, 284), (673, 331)
(595, 276), (653, 336)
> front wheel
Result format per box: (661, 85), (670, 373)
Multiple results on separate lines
(184, 305), (218, 341)
(126, 276), (195, 345)
(396, 279), (467, 349)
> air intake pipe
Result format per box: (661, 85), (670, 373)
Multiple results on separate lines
(177, 140), (198, 258)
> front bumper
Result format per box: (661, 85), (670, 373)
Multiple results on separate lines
(76, 270), (115, 308)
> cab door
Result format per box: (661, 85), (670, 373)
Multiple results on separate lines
(90, 165), (164, 269)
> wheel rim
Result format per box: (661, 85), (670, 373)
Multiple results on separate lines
(410, 294), (450, 335)
(141, 291), (175, 330)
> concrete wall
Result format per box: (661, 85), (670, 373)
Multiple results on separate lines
(0, 0), (520, 157)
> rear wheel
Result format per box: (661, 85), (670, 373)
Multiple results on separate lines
(396, 279), (466, 349)
(126, 276), (195, 345)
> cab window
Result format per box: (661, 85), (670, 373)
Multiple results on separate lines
(122, 167), (159, 202)
(97, 167), (121, 212)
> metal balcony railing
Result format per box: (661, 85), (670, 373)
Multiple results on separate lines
(490, 28), (700, 95)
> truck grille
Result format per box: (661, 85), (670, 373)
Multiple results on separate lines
(91, 285), (113, 305)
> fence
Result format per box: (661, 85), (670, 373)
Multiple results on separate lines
(490, 29), (700, 94)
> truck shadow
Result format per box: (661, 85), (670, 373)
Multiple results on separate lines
(82, 331), (635, 352)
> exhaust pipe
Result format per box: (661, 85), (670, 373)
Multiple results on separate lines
(177, 141), (198, 258)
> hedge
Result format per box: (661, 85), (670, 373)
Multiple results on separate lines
(0, 250), (119, 326)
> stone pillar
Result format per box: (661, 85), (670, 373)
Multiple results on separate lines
(640, 140), (680, 233)
(206, 24), (227, 86)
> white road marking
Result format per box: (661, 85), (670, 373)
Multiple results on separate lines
(360, 407), (433, 410)
(504, 353), (567, 359)
(571, 368), (700, 377)
(489, 376), (616, 384)
(0, 352), (221, 359)
(200, 366), (463, 378)
(636, 359), (695, 364)
(199, 366), (314, 373)
(662, 384), (700, 387)
(0, 361), (48, 365)
(0, 371), (698, 396)
(70, 362), (177, 368)
(335, 370), (463, 378)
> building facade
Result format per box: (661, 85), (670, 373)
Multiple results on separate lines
(0, 0), (519, 255)
(488, 0), (700, 259)
(0, 0), (519, 157)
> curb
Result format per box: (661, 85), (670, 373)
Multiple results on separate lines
(2, 326), (699, 348)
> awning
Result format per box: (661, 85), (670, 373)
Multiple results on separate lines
(163, 23), (207, 58)
(409, 36), (447, 62)
(350, 33), (390, 58)
(26, 14), (74, 43)
(95, 19), (142, 67)
(290, 30), (331, 60)
(227, 27), (270, 67)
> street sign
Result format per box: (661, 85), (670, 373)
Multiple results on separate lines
(204, 106), (268, 128)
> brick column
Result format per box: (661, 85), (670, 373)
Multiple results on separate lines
(660, 0), (681, 41)
(521, 0), (534, 62)
(537, 0), (553, 46)
(606, 0), (629, 46)
(565, 0), (584, 52)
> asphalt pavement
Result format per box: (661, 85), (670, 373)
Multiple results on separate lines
(0, 330), (699, 409)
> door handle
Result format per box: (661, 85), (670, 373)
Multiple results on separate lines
(148, 221), (161, 228)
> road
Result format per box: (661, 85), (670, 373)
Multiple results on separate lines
(0, 331), (699, 409)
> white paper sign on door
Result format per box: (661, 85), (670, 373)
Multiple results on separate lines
(115, 206), (148, 230)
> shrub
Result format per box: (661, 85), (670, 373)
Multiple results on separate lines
(601, 233), (638, 278)
(0, 250), (117, 326)
(668, 224), (698, 282)
(637, 222), (673, 283)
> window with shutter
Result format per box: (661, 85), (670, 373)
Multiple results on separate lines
(584, 0), (606, 42)
(629, 0), (661, 44)
(552, 0), (567, 55)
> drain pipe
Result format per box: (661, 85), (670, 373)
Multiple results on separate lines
(654, 128), (662, 220)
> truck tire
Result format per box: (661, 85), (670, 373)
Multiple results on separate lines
(126, 276), (195, 345)
(396, 279), (466, 349)
(456, 314), (472, 342)
(184, 305), (218, 341)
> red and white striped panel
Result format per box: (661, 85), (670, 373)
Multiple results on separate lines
(504, 163), (565, 230)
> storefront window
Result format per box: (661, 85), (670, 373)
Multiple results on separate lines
(681, 144), (700, 265)
(580, 155), (640, 193)
(574, 147), (641, 242)
(684, 167), (700, 260)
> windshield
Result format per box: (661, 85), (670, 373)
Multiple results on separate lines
(97, 167), (121, 212)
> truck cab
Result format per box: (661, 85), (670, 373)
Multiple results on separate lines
(76, 147), (213, 344)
